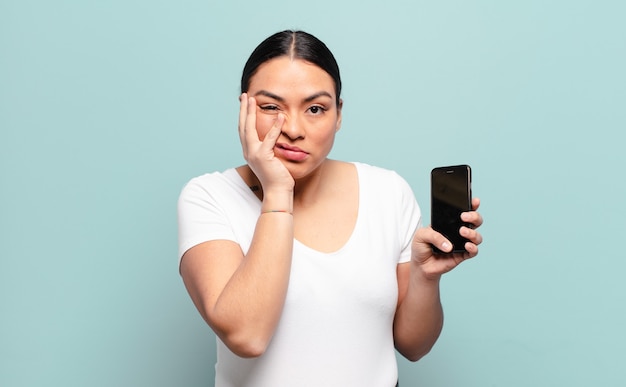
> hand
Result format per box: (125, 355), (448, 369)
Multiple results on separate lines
(411, 197), (484, 280)
(238, 94), (294, 192)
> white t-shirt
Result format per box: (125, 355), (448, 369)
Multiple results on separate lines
(178, 162), (421, 387)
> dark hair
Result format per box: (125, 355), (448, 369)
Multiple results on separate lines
(241, 30), (342, 106)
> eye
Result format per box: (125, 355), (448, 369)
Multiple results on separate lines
(259, 105), (279, 113)
(308, 105), (326, 115)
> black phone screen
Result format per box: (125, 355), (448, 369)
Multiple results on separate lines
(431, 165), (472, 253)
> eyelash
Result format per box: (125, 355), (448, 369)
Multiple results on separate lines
(308, 105), (326, 115)
(259, 105), (327, 115)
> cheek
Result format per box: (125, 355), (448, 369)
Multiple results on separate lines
(311, 126), (338, 148)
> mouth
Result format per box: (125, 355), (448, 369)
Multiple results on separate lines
(275, 143), (309, 161)
(276, 143), (306, 152)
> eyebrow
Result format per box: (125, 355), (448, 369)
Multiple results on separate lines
(254, 90), (333, 103)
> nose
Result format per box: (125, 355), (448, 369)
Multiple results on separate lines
(281, 114), (304, 140)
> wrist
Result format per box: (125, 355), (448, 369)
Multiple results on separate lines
(411, 262), (443, 284)
(261, 188), (294, 214)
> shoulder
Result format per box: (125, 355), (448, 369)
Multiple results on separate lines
(352, 162), (411, 190)
(353, 162), (418, 218)
(177, 168), (255, 217)
(179, 169), (240, 197)
(182, 169), (235, 188)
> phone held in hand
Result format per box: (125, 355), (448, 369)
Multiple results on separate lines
(431, 165), (472, 254)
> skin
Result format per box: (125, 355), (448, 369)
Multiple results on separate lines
(180, 56), (484, 360)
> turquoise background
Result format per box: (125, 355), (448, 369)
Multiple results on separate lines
(2, 0), (625, 386)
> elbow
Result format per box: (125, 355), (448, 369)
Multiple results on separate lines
(203, 306), (277, 358)
(201, 310), (272, 358)
(219, 329), (272, 358)
(229, 337), (269, 358)
(403, 348), (430, 363)
(396, 342), (435, 363)
(203, 311), (276, 358)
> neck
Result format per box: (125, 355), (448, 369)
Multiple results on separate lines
(292, 161), (329, 208)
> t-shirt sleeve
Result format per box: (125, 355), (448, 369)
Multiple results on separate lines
(394, 172), (422, 264)
(177, 176), (236, 264)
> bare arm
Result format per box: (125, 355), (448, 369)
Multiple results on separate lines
(394, 198), (483, 361)
(180, 194), (293, 358)
(393, 262), (444, 361)
(180, 95), (295, 358)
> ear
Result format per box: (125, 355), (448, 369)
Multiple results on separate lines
(335, 99), (343, 132)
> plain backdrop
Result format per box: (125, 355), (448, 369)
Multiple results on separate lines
(1, 0), (625, 386)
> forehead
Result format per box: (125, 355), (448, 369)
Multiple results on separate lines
(248, 57), (336, 98)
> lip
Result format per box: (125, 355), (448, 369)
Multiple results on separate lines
(274, 143), (309, 162)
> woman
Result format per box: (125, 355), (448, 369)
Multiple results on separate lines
(178, 30), (483, 387)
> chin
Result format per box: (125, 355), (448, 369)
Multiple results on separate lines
(286, 161), (327, 182)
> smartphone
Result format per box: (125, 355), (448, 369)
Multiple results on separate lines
(431, 165), (472, 254)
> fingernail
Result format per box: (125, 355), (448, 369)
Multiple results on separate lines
(442, 242), (451, 251)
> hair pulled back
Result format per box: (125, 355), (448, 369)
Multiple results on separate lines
(241, 30), (342, 106)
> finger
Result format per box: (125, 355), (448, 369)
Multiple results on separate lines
(238, 93), (248, 136)
(471, 197), (481, 211)
(460, 226), (483, 246)
(462, 241), (479, 258)
(461, 210), (483, 228)
(242, 96), (261, 146)
(414, 227), (453, 254)
(238, 93), (250, 154)
(446, 241), (479, 262)
(260, 113), (285, 151)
